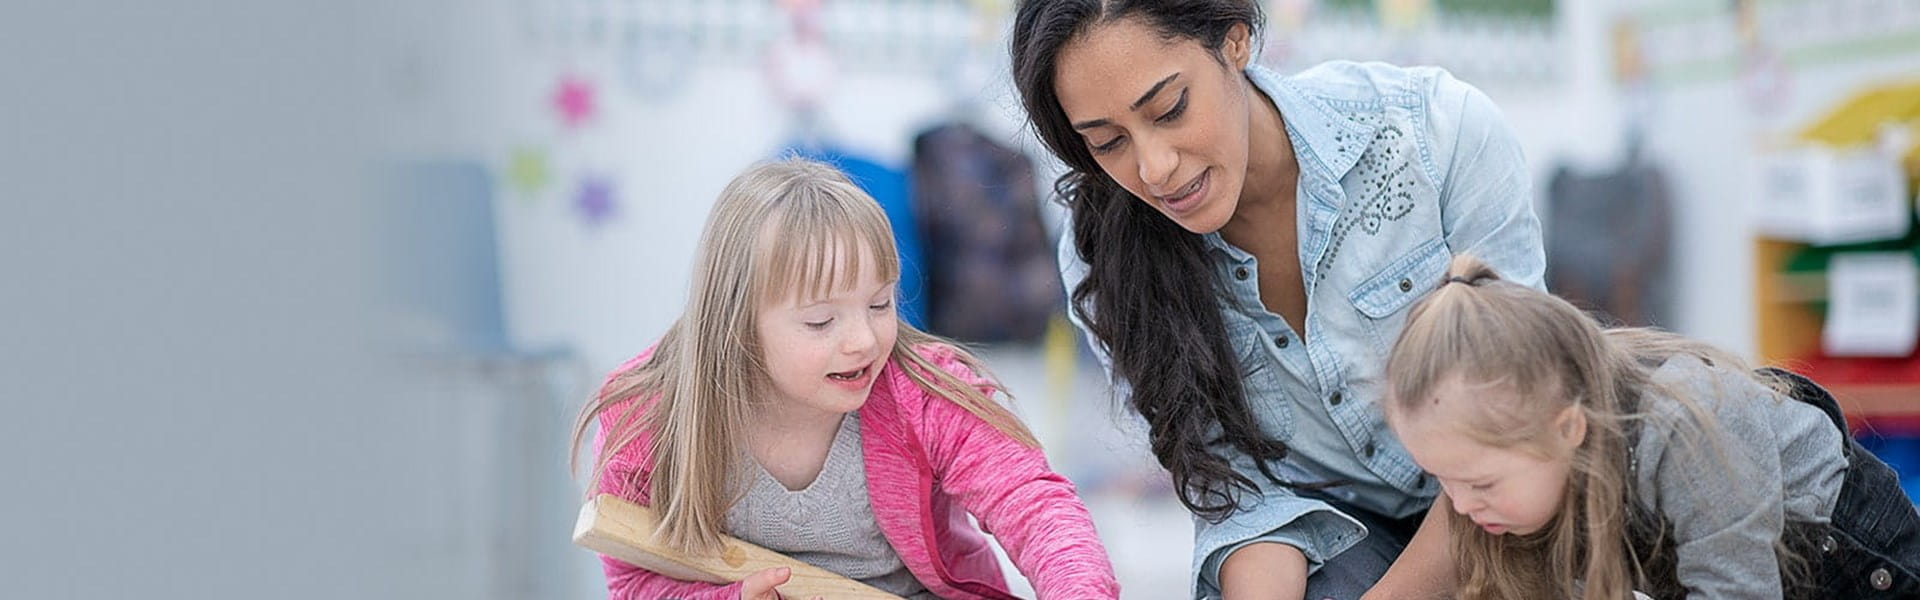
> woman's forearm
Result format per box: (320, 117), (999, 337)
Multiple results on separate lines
(1220, 542), (1309, 600)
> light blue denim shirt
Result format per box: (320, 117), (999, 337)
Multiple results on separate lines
(1058, 61), (1545, 598)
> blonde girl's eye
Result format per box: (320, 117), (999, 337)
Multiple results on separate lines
(869, 300), (892, 312)
(804, 318), (833, 330)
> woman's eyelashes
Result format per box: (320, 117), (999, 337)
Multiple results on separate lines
(1087, 89), (1190, 155)
(1154, 90), (1189, 124)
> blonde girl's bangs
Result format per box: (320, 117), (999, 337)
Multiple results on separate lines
(757, 176), (901, 307)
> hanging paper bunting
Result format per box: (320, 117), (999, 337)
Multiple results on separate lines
(1610, 18), (1648, 88)
(552, 74), (598, 130)
(1270, 0), (1316, 33)
(1263, 0), (1318, 64)
(1740, 42), (1792, 116)
(574, 174), (617, 228)
(1375, 0), (1431, 32)
(620, 23), (696, 103)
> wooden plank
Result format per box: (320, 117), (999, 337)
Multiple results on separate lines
(572, 494), (904, 599)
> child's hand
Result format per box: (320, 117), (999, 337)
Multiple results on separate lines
(739, 567), (790, 600)
(738, 567), (823, 600)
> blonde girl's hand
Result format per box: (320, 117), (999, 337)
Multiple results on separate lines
(737, 566), (828, 600)
(739, 567), (791, 600)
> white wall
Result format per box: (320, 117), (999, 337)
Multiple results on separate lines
(440, 2), (1042, 374)
(479, 0), (1856, 370)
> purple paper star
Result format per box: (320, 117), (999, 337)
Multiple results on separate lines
(575, 175), (616, 228)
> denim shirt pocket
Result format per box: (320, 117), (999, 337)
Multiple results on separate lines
(1349, 237), (1451, 354)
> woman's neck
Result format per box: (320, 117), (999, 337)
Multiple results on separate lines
(1220, 74), (1300, 250)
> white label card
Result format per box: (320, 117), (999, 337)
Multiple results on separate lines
(1823, 252), (1919, 357)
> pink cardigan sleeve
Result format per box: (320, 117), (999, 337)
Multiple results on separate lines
(913, 346), (1122, 599)
(590, 351), (746, 600)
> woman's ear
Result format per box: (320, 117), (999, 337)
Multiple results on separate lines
(1223, 23), (1252, 70)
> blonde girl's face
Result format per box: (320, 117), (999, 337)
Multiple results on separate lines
(1392, 376), (1584, 537)
(754, 245), (899, 420)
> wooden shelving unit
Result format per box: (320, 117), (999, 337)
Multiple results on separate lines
(1755, 240), (1920, 427)
(1752, 81), (1920, 429)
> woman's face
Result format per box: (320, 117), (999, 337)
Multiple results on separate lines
(1052, 18), (1255, 234)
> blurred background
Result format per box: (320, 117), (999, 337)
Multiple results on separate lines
(5, 1), (1920, 598)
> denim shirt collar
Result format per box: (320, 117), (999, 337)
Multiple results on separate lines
(1200, 64), (1380, 257)
(1247, 64), (1377, 184)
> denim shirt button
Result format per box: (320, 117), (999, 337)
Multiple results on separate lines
(1329, 392), (1344, 406)
(1363, 441), (1376, 458)
(1871, 567), (1892, 590)
(1276, 334), (1290, 348)
(1235, 267), (1251, 281)
(1398, 278), (1413, 292)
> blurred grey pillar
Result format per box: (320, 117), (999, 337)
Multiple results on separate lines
(374, 160), (596, 600)
(0, 2), (585, 598)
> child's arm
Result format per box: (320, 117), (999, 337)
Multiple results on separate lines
(918, 352), (1122, 599)
(575, 494), (904, 599)
(587, 435), (755, 600)
(599, 555), (746, 600)
(1362, 494), (1455, 600)
(1644, 366), (1802, 598)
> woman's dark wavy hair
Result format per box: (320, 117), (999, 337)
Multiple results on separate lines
(1011, 0), (1297, 521)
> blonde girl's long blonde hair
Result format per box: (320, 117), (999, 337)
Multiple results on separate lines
(1384, 254), (1786, 599)
(566, 158), (1039, 554)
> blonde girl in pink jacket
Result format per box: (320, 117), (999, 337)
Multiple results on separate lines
(568, 158), (1120, 600)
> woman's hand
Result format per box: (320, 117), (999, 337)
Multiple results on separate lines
(1221, 542), (1310, 600)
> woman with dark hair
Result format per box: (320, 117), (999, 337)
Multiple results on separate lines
(1010, 1), (1545, 598)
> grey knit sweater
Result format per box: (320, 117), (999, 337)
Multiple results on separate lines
(726, 413), (938, 599)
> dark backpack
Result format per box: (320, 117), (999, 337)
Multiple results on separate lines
(909, 123), (1063, 344)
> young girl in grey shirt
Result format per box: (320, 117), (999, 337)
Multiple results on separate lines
(1379, 254), (1920, 599)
